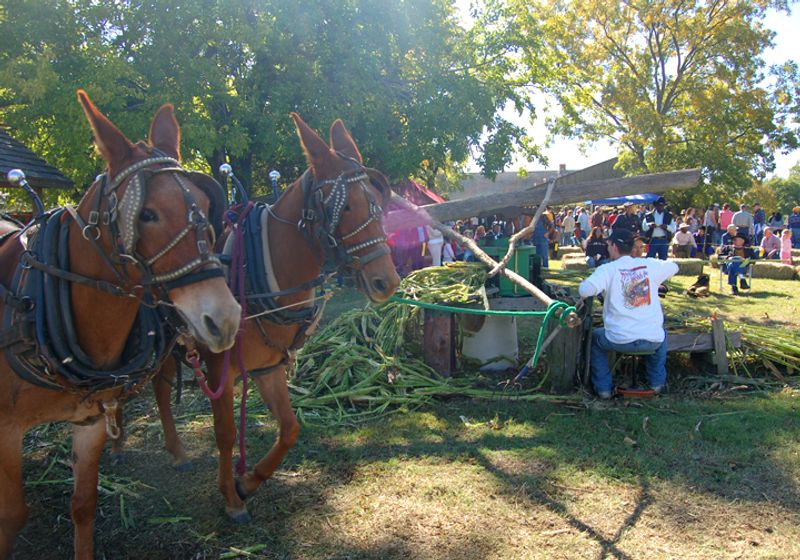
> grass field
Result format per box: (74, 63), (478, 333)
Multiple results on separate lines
(13, 260), (800, 559)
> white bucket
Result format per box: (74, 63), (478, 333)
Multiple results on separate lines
(461, 315), (518, 371)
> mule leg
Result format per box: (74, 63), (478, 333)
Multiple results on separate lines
(236, 366), (300, 498)
(206, 354), (249, 522)
(153, 358), (190, 469)
(0, 430), (27, 560)
(71, 420), (106, 560)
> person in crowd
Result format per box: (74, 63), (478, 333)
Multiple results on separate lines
(732, 203), (754, 240)
(768, 211), (784, 233)
(704, 203), (720, 244)
(781, 228), (793, 264)
(672, 222), (696, 258)
(612, 202), (641, 236)
(718, 233), (757, 295)
(584, 227), (609, 268)
(579, 229), (678, 398)
(720, 224), (738, 247)
(426, 224), (444, 266)
(692, 225), (714, 259)
(759, 227), (781, 259)
(752, 203), (766, 245)
(590, 206), (604, 230)
(572, 224), (586, 247)
(490, 221), (504, 240)
(719, 203), (734, 232)
(684, 207), (700, 233)
(561, 210), (576, 246)
(473, 224), (486, 242)
(789, 206), (800, 248)
(642, 196), (675, 260)
(577, 207), (591, 237)
(532, 214), (551, 268)
(546, 220), (560, 260)
(442, 238), (456, 263)
(631, 236), (646, 258)
(607, 208), (619, 228)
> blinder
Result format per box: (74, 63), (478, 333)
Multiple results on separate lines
(186, 171), (226, 238)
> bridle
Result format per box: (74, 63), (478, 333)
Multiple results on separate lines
(71, 154), (225, 295)
(270, 154), (390, 275)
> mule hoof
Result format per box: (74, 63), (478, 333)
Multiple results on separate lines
(172, 460), (193, 473)
(235, 479), (250, 502)
(110, 453), (126, 466)
(227, 508), (252, 524)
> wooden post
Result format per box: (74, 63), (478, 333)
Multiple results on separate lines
(711, 318), (729, 375)
(423, 310), (455, 377)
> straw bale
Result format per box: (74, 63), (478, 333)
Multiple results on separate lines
(562, 257), (589, 271)
(750, 262), (798, 280)
(669, 258), (704, 276)
(557, 246), (584, 258)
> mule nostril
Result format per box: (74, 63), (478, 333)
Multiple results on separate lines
(203, 314), (222, 339)
(372, 277), (388, 293)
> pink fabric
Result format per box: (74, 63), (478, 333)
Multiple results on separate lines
(719, 209), (734, 229)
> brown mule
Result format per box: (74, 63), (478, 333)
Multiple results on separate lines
(0, 91), (241, 559)
(130, 114), (400, 522)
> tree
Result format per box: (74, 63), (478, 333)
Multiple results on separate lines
(1, 0), (532, 199)
(493, 0), (800, 202)
(764, 161), (800, 214)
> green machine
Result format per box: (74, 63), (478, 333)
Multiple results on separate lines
(478, 238), (542, 296)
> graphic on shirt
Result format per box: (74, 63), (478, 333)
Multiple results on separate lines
(619, 266), (651, 308)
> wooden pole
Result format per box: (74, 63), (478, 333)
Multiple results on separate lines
(711, 318), (729, 375)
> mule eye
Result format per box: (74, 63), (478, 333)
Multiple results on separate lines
(139, 208), (159, 223)
(344, 204), (351, 211)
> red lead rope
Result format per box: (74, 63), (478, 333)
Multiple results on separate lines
(188, 202), (253, 476)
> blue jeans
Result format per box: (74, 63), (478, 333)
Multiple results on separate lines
(723, 259), (750, 286)
(534, 241), (549, 268)
(591, 328), (668, 394)
(586, 256), (607, 268)
(646, 237), (669, 260)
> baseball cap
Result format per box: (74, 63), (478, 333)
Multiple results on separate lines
(655, 196), (667, 205)
(607, 228), (634, 247)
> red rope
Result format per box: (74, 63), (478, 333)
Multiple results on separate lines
(187, 203), (253, 476)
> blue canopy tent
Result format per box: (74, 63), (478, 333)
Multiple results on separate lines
(586, 193), (661, 205)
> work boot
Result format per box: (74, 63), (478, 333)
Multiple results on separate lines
(731, 284), (739, 295)
(739, 278), (749, 290)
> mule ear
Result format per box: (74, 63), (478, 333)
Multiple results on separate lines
(77, 89), (133, 164)
(149, 103), (181, 161)
(291, 113), (331, 170)
(329, 119), (362, 163)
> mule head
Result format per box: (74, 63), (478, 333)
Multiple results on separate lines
(292, 113), (400, 303)
(77, 90), (240, 352)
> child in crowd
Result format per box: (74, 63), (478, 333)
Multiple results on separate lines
(781, 229), (793, 265)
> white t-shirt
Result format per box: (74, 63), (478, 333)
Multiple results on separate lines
(578, 256), (678, 344)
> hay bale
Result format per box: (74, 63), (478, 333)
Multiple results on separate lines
(792, 248), (800, 258)
(557, 246), (584, 258)
(562, 256), (588, 271)
(670, 258), (704, 276)
(795, 265), (800, 279)
(751, 262), (797, 280)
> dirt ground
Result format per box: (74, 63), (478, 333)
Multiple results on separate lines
(12, 386), (800, 560)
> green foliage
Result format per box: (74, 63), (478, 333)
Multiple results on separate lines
(764, 161), (800, 214)
(1, 0), (532, 197)
(492, 0), (800, 206)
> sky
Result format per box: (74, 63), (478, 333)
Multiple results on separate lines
(456, 2), (800, 178)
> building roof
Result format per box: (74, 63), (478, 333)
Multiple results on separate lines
(449, 158), (623, 202)
(391, 179), (447, 206)
(0, 129), (74, 189)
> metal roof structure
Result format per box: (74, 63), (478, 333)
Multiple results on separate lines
(0, 129), (74, 189)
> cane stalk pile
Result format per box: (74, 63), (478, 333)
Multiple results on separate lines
(666, 315), (800, 380)
(291, 263), (577, 426)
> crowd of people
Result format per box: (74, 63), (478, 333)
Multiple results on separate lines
(387, 198), (799, 296)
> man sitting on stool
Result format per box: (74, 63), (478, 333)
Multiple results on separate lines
(579, 229), (679, 399)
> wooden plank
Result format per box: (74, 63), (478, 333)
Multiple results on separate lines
(423, 310), (455, 377)
(667, 331), (741, 353)
(422, 168), (700, 223)
(711, 318), (729, 375)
